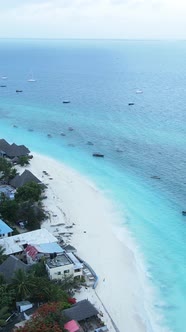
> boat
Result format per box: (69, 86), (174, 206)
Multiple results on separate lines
(128, 103), (135, 106)
(0, 85), (6, 88)
(1, 76), (8, 80)
(182, 211), (186, 216)
(136, 89), (143, 94)
(28, 77), (36, 82)
(27, 71), (36, 82)
(92, 153), (104, 158)
(16, 90), (23, 93)
(63, 100), (70, 104)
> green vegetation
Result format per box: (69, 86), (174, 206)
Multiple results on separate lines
(17, 155), (30, 166)
(0, 261), (79, 328)
(0, 246), (6, 264)
(16, 302), (67, 332)
(0, 157), (17, 184)
(0, 181), (46, 230)
(15, 181), (43, 203)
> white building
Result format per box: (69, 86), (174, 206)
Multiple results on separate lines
(45, 252), (83, 280)
(0, 228), (58, 255)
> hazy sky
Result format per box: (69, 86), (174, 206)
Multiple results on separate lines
(0, 0), (186, 39)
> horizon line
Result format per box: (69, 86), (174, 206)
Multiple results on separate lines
(0, 37), (186, 42)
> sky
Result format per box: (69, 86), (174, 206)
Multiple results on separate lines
(0, 0), (186, 39)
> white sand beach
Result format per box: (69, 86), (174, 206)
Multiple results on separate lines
(23, 152), (159, 332)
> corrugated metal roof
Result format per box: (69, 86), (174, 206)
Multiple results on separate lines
(35, 242), (64, 253)
(0, 219), (13, 235)
(0, 228), (58, 255)
(25, 245), (38, 259)
(67, 252), (83, 270)
(64, 320), (80, 332)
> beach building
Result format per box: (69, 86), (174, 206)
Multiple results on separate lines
(45, 252), (83, 280)
(25, 242), (64, 264)
(0, 255), (30, 283)
(0, 185), (15, 200)
(63, 244), (77, 253)
(16, 301), (33, 313)
(0, 139), (11, 157)
(63, 300), (99, 322)
(10, 169), (42, 188)
(0, 139), (30, 159)
(64, 320), (84, 332)
(0, 228), (58, 255)
(0, 219), (13, 238)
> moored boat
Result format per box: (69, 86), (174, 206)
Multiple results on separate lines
(92, 153), (104, 158)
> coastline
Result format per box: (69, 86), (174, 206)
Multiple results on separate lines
(24, 152), (162, 332)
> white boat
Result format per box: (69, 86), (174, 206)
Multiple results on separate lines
(27, 72), (36, 82)
(1, 76), (8, 80)
(136, 89), (143, 94)
(28, 77), (36, 82)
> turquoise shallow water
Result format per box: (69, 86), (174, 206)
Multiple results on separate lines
(0, 39), (186, 332)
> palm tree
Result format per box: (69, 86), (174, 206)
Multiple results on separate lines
(0, 306), (10, 327)
(11, 269), (33, 300)
(0, 246), (6, 264)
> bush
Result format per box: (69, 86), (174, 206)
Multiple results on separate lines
(17, 156), (30, 166)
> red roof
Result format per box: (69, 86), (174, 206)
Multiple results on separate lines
(64, 320), (80, 332)
(25, 245), (38, 259)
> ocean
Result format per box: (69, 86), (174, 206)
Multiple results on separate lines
(0, 39), (186, 332)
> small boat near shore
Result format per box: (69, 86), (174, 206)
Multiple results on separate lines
(92, 153), (104, 158)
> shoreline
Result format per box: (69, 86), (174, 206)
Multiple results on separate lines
(24, 151), (163, 332)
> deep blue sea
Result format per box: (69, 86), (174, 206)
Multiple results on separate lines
(0, 39), (186, 332)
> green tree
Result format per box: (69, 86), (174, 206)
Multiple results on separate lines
(0, 284), (15, 326)
(16, 201), (46, 230)
(0, 306), (10, 327)
(0, 246), (6, 264)
(11, 269), (34, 300)
(0, 157), (17, 183)
(0, 198), (18, 223)
(17, 156), (30, 166)
(15, 182), (43, 202)
(29, 261), (48, 278)
(16, 302), (66, 332)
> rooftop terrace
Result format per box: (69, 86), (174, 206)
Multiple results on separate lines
(46, 253), (72, 269)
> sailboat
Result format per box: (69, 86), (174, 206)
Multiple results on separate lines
(27, 71), (36, 82)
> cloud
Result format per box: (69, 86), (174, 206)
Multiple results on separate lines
(0, 0), (186, 39)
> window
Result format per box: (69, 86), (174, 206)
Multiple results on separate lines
(57, 272), (61, 275)
(75, 269), (81, 272)
(64, 270), (69, 274)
